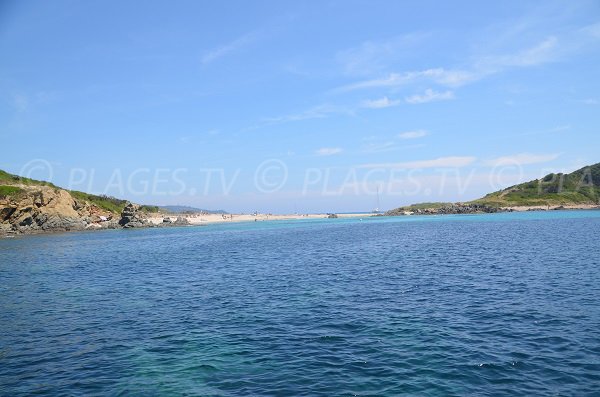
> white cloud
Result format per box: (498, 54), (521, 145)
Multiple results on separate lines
(201, 32), (257, 65)
(337, 68), (474, 92)
(335, 35), (567, 95)
(405, 89), (454, 104)
(359, 156), (476, 169)
(361, 96), (401, 109)
(315, 147), (343, 156)
(398, 130), (428, 139)
(484, 153), (559, 167)
(361, 141), (397, 153)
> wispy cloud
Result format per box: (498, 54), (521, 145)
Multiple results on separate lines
(484, 153), (559, 167)
(547, 125), (570, 133)
(477, 36), (558, 69)
(405, 89), (454, 104)
(361, 141), (397, 153)
(336, 33), (429, 76)
(581, 98), (599, 105)
(359, 156), (476, 169)
(336, 68), (474, 92)
(398, 130), (428, 139)
(581, 22), (600, 39)
(335, 35), (567, 94)
(361, 96), (401, 109)
(261, 104), (353, 126)
(315, 147), (343, 156)
(13, 94), (28, 112)
(201, 32), (257, 65)
(266, 105), (336, 122)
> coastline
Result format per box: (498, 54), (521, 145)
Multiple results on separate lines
(3, 206), (600, 239)
(0, 212), (373, 238)
(145, 212), (372, 226)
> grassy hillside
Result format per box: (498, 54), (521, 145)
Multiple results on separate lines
(1, 169), (131, 214)
(386, 202), (453, 212)
(472, 162), (600, 207)
(0, 185), (24, 198)
(69, 190), (129, 213)
(0, 169), (58, 189)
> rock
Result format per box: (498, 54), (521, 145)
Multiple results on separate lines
(385, 203), (505, 217)
(118, 202), (149, 228)
(327, 213), (338, 218)
(0, 206), (17, 221)
(160, 216), (189, 226)
(0, 184), (147, 235)
(172, 217), (189, 225)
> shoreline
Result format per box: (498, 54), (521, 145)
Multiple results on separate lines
(2, 206), (599, 239)
(145, 212), (372, 226)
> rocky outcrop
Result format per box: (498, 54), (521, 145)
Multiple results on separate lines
(0, 185), (116, 235)
(385, 203), (511, 216)
(162, 216), (190, 226)
(118, 203), (149, 228)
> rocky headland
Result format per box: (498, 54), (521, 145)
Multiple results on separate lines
(0, 170), (191, 237)
(384, 203), (508, 216)
(384, 162), (600, 217)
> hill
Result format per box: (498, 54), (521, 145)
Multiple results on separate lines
(385, 162), (600, 215)
(160, 205), (227, 214)
(0, 169), (131, 214)
(0, 169), (171, 235)
(473, 162), (600, 207)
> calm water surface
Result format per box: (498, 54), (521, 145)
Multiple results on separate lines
(1, 211), (600, 396)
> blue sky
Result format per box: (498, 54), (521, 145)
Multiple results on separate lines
(1, 0), (600, 213)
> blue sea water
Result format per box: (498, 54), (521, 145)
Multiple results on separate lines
(1, 211), (600, 396)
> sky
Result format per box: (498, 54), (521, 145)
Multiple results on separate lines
(1, 0), (600, 213)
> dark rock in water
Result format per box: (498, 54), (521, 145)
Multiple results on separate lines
(118, 203), (148, 228)
(172, 217), (189, 226)
(161, 216), (189, 226)
(385, 203), (509, 217)
(327, 213), (338, 218)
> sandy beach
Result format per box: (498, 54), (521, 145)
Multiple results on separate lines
(147, 204), (600, 226)
(146, 212), (373, 226)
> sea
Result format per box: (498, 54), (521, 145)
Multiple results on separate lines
(1, 210), (599, 396)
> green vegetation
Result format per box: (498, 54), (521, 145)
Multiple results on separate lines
(69, 191), (128, 214)
(0, 169), (58, 188)
(0, 185), (24, 198)
(138, 205), (161, 213)
(0, 169), (132, 214)
(392, 202), (453, 211)
(472, 163), (600, 207)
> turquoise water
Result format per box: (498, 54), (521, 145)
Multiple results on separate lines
(1, 211), (600, 395)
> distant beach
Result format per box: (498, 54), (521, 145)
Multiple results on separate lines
(145, 212), (372, 226)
